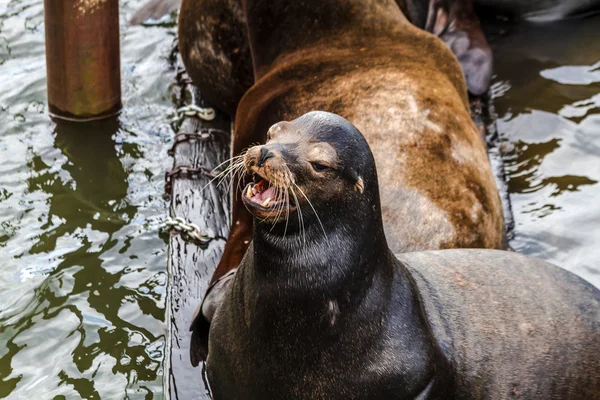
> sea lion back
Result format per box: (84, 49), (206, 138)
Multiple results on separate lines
(398, 249), (600, 399)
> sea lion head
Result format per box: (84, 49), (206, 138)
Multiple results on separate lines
(242, 111), (381, 235)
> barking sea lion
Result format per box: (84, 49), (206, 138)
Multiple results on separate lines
(205, 111), (600, 399)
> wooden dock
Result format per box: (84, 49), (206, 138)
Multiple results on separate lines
(163, 62), (513, 399)
(164, 64), (230, 400)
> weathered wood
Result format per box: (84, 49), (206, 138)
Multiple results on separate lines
(44, 0), (122, 121)
(166, 66), (231, 400)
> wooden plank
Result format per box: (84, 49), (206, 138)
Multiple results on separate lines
(165, 66), (231, 400)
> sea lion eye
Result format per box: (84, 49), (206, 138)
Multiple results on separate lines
(311, 162), (330, 172)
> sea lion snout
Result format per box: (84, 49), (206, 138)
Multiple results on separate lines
(257, 147), (274, 167)
(244, 144), (291, 185)
(242, 143), (297, 219)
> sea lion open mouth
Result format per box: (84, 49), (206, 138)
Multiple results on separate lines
(242, 172), (296, 217)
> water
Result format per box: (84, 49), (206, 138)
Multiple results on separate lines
(488, 16), (600, 288)
(1, 2), (599, 399)
(0, 1), (177, 398)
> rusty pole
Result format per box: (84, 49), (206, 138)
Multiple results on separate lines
(44, 0), (122, 121)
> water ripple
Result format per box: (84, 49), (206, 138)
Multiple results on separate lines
(0, 0), (176, 398)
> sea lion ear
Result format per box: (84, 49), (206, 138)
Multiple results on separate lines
(354, 176), (364, 194)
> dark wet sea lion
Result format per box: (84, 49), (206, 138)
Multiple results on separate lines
(178, 0), (253, 116)
(206, 111), (600, 399)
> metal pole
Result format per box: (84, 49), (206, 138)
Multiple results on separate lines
(44, 0), (122, 121)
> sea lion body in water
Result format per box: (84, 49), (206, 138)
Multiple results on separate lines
(206, 112), (600, 399)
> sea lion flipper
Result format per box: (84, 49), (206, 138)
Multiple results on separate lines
(441, 29), (492, 96)
(190, 269), (238, 365)
(426, 0), (493, 96)
(190, 313), (211, 366)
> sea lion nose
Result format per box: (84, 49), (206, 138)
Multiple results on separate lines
(257, 147), (275, 167)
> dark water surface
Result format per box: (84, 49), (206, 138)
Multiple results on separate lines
(488, 16), (600, 289)
(0, 1), (176, 398)
(1, 2), (599, 399)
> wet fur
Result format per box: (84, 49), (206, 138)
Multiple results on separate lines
(225, 0), (505, 270)
(207, 112), (600, 399)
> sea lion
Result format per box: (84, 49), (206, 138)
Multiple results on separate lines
(205, 111), (600, 399)
(189, 0), (505, 361)
(174, 0), (493, 118)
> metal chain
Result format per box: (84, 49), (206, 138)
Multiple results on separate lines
(164, 165), (216, 195)
(161, 216), (212, 245)
(165, 70), (224, 246)
(168, 128), (229, 156)
(174, 104), (216, 122)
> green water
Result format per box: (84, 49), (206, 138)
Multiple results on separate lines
(488, 16), (600, 288)
(1, 2), (599, 399)
(0, 1), (176, 398)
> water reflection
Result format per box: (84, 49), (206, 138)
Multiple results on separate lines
(0, 118), (165, 398)
(0, 0), (175, 398)
(488, 16), (600, 287)
(29, 118), (134, 253)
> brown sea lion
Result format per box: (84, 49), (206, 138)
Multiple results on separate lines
(206, 111), (600, 399)
(209, 0), (504, 290)
(174, 0), (493, 117)
(187, 0), (505, 361)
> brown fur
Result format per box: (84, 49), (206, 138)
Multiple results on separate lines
(177, 0), (493, 112)
(215, 1), (504, 282)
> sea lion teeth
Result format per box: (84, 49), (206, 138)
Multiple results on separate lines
(247, 186), (253, 198)
(261, 198), (271, 207)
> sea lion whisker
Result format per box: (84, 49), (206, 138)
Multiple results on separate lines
(211, 153), (246, 172)
(289, 187), (306, 246)
(201, 156), (247, 191)
(232, 162), (249, 194)
(213, 156), (247, 184)
(216, 163), (240, 190)
(269, 178), (286, 231)
(293, 183), (328, 240)
(223, 155), (248, 189)
(218, 162), (246, 196)
(274, 181), (286, 216)
(283, 186), (290, 238)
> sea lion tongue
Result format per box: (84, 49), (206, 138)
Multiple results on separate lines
(251, 185), (276, 205)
